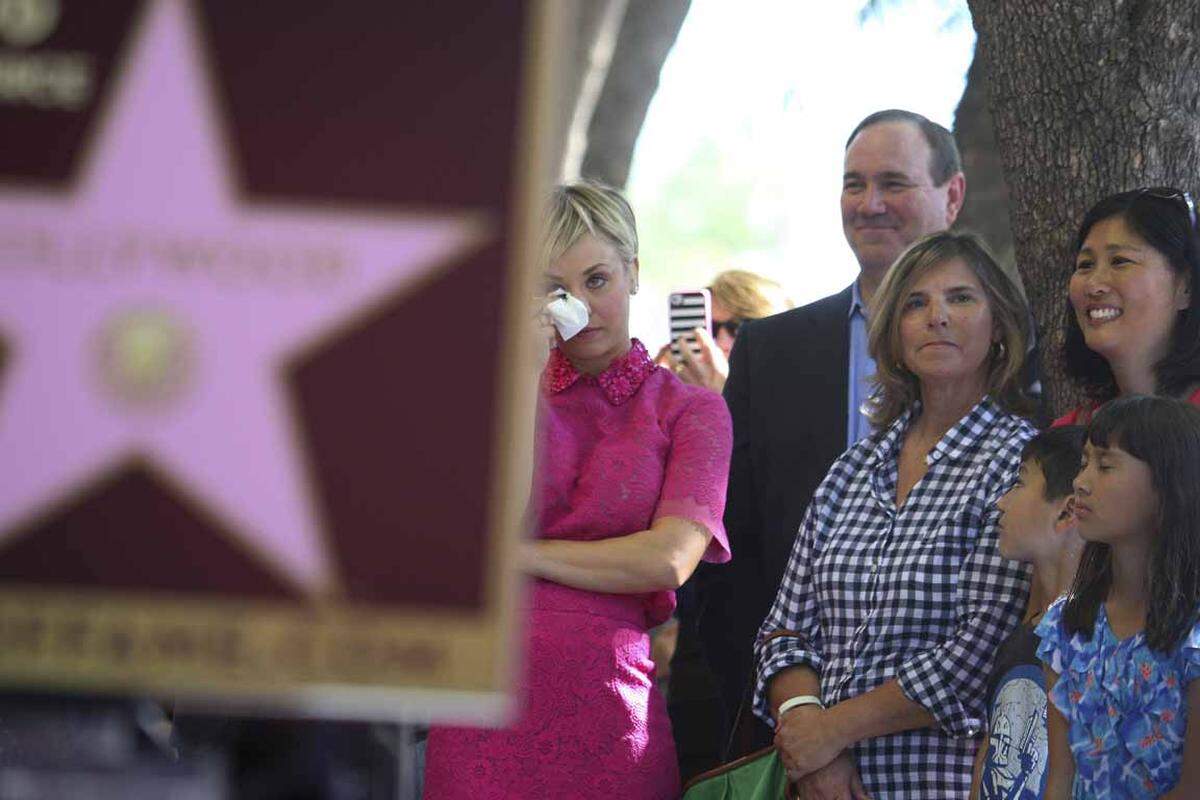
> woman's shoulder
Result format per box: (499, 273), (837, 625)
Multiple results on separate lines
(1035, 596), (1100, 674)
(807, 432), (880, 510)
(988, 406), (1039, 438)
(1176, 606), (1200, 666)
(1048, 389), (1199, 427)
(647, 369), (730, 427)
(995, 413), (1037, 452)
(1051, 404), (1090, 427)
(976, 408), (1037, 475)
(1034, 595), (1068, 642)
(839, 429), (884, 469)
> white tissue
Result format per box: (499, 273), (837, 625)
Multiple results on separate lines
(546, 291), (590, 341)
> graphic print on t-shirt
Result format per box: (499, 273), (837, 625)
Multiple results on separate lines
(980, 664), (1048, 800)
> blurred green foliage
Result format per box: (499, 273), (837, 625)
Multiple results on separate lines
(633, 137), (783, 288)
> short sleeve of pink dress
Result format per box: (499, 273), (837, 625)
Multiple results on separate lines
(652, 388), (733, 563)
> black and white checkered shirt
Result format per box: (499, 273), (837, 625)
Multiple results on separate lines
(754, 397), (1034, 799)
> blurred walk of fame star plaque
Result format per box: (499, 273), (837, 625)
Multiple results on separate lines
(0, 0), (556, 723)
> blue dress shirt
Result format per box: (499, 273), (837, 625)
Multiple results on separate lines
(846, 280), (876, 447)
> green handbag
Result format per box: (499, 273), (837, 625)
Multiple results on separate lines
(682, 746), (792, 800)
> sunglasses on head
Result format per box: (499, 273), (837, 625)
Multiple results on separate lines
(1136, 186), (1198, 231)
(711, 319), (742, 338)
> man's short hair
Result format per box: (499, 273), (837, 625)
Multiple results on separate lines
(845, 109), (962, 186)
(1021, 426), (1086, 502)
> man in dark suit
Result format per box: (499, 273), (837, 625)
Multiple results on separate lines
(692, 109), (967, 761)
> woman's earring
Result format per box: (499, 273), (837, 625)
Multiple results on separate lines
(993, 340), (1007, 359)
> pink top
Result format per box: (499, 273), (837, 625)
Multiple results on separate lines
(537, 339), (732, 627)
(1053, 386), (1200, 426)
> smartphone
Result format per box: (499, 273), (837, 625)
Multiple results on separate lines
(668, 288), (712, 357)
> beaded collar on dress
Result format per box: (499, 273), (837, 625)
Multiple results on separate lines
(543, 339), (656, 405)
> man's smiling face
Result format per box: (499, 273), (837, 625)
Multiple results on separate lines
(841, 120), (959, 275)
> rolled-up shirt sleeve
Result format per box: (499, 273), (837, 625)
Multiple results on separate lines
(751, 485), (830, 724)
(894, 470), (1031, 738)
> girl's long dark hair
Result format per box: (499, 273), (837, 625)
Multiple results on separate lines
(1064, 396), (1200, 651)
(1063, 189), (1200, 401)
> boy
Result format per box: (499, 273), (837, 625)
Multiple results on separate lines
(970, 426), (1086, 800)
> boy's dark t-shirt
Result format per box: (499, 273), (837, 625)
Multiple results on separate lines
(978, 621), (1048, 800)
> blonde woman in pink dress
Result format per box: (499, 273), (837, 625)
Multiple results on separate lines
(423, 180), (732, 799)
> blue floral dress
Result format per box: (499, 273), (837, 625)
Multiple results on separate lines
(1036, 597), (1200, 798)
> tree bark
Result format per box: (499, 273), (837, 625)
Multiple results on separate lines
(578, 0), (692, 187)
(967, 0), (1200, 416)
(952, 43), (1016, 280)
(547, 1), (625, 184)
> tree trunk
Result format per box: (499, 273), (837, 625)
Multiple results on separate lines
(555, 0), (628, 182)
(952, 43), (1016, 282)
(547, 1), (628, 184)
(967, 0), (1200, 417)
(578, 0), (692, 187)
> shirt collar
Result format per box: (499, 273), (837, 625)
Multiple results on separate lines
(848, 279), (866, 320)
(542, 338), (656, 405)
(929, 395), (1002, 465)
(866, 395), (1003, 470)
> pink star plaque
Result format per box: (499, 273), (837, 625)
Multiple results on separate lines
(0, 0), (549, 722)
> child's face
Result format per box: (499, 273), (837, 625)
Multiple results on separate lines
(997, 459), (1061, 561)
(1073, 440), (1158, 545)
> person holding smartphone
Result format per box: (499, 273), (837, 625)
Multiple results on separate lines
(423, 180), (732, 800)
(655, 269), (792, 394)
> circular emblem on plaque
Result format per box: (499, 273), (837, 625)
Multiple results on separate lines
(0, 0), (60, 47)
(94, 308), (195, 411)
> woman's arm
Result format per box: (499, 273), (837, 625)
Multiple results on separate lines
(1043, 667), (1074, 800)
(767, 664), (822, 719)
(753, 502), (829, 724)
(826, 680), (935, 743)
(768, 666), (871, 799)
(526, 385), (731, 595)
(522, 516), (711, 593)
(889, 491), (1031, 741)
(774, 678), (935, 777)
(968, 729), (988, 800)
(1161, 680), (1200, 799)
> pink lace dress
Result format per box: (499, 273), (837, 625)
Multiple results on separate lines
(424, 340), (732, 799)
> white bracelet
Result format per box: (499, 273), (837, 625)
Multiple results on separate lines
(777, 694), (824, 719)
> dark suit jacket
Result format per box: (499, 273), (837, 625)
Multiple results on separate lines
(695, 284), (854, 755)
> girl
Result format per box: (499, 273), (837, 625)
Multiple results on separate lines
(1038, 395), (1200, 798)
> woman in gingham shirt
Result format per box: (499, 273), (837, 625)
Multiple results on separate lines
(754, 232), (1037, 799)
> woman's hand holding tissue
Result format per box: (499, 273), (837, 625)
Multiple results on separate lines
(546, 291), (589, 341)
(535, 305), (556, 368)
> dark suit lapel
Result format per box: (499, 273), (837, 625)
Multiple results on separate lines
(812, 284), (853, 460)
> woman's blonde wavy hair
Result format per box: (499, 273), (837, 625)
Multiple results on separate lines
(867, 231), (1034, 429)
(709, 270), (793, 320)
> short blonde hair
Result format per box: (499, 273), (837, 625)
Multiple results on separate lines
(542, 179), (638, 268)
(867, 231), (1034, 428)
(709, 270), (793, 320)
